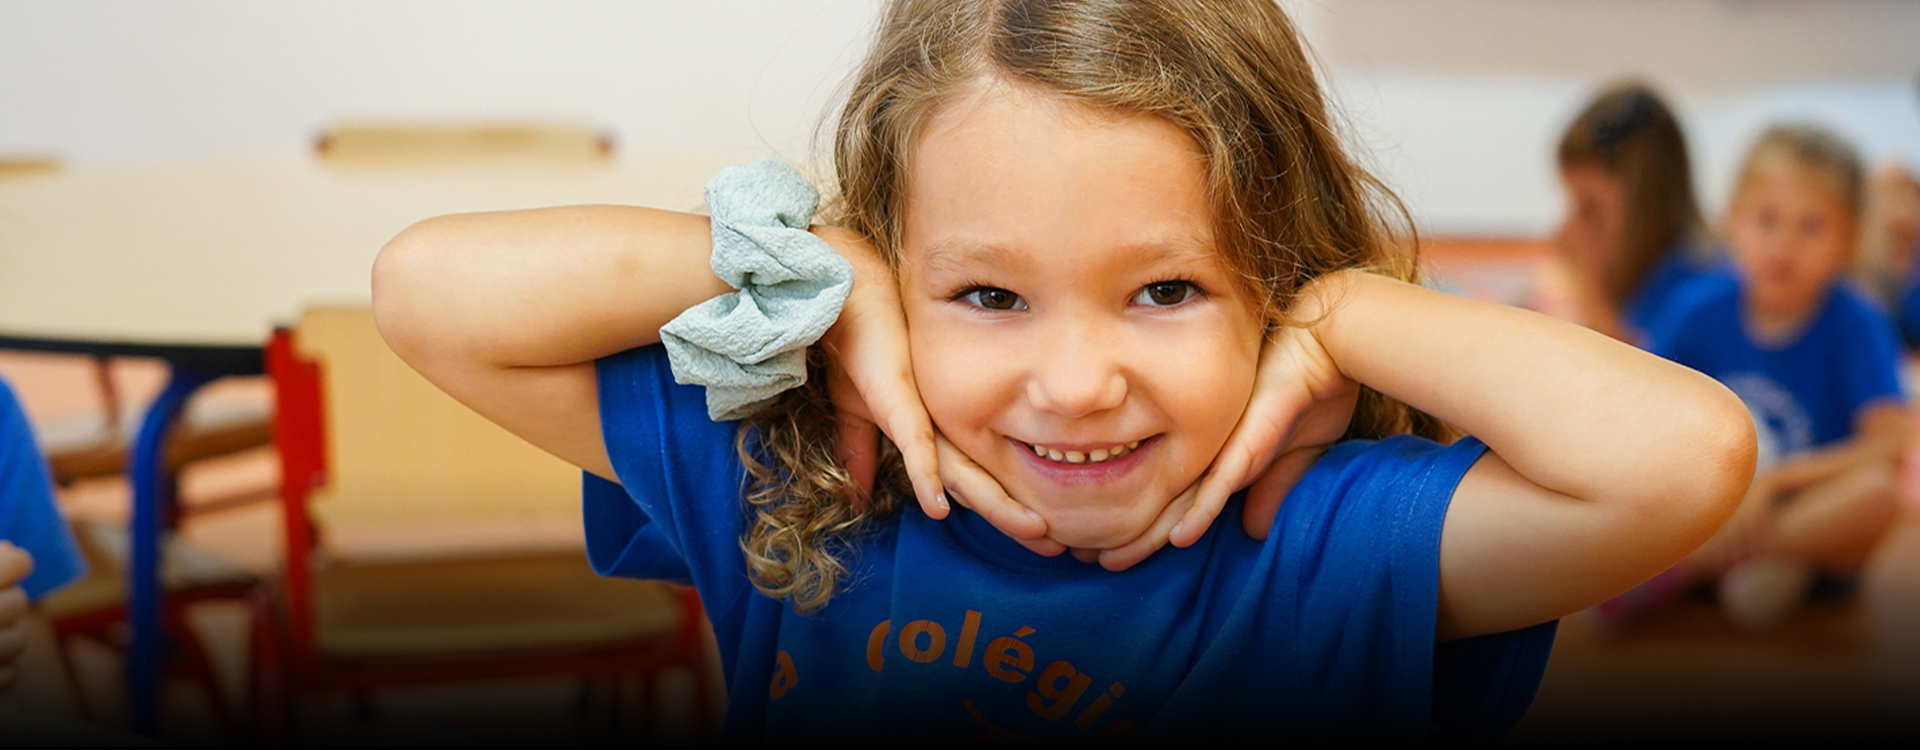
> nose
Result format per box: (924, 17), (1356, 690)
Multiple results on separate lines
(1025, 318), (1128, 418)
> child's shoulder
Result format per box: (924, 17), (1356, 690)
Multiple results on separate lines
(1277, 434), (1489, 543)
(1808, 283), (1905, 366)
(1823, 282), (1900, 329)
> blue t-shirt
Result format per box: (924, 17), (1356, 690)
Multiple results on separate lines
(585, 345), (1556, 745)
(1898, 280), (1920, 350)
(1624, 246), (1726, 347)
(0, 378), (85, 600)
(1651, 277), (1904, 456)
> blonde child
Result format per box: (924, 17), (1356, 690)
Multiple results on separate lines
(372, 0), (1753, 742)
(1635, 125), (1906, 632)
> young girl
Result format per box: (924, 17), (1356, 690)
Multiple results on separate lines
(1556, 81), (1722, 345)
(372, 0), (1753, 742)
(1635, 125), (1906, 632)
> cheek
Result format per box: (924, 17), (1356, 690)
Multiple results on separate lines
(1152, 318), (1261, 468)
(904, 310), (1008, 439)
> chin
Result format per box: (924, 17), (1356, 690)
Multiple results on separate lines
(1035, 503), (1159, 551)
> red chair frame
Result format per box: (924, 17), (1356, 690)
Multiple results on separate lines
(255, 327), (713, 741)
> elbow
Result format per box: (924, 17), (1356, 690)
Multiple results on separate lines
(1664, 377), (1759, 538)
(369, 218), (447, 366)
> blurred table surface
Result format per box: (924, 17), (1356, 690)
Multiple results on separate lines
(0, 153), (737, 348)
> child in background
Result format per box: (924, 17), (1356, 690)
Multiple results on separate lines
(373, 0), (1754, 742)
(1556, 81), (1722, 346)
(1858, 163), (1920, 346)
(1640, 125), (1906, 632)
(1, 375), (85, 702)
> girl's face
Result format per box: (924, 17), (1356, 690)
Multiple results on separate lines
(898, 83), (1264, 551)
(1726, 157), (1856, 322)
(1556, 163), (1626, 278)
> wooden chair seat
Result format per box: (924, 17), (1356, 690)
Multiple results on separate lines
(40, 519), (257, 622)
(40, 399), (273, 486)
(41, 520), (257, 739)
(311, 554), (683, 659)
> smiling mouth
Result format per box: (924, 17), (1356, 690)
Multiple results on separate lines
(1023, 439), (1145, 465)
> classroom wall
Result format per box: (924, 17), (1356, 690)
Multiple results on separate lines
(2, 0), (1916, 236)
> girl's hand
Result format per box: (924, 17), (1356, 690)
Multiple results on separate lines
(0, 542), (33, 691)
(813, 227), (1063, 557)
(1097, 318), (1359, 571)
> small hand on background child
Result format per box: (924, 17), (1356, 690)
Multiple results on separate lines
(0, 541), (34, 691)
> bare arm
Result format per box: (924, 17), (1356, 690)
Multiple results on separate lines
(373, 207), (1049, 542)
(372, 206), (727, 480)
(1763, 401), (1907, 492)
(1302, 273), (1756, 641)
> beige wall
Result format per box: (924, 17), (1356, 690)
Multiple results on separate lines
(1317, 0), (1920, 97)
(2, 0), (1914, 234)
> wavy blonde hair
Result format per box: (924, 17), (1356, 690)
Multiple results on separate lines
(740, 0), (1447, 614)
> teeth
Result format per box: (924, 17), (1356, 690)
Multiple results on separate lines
(1028, 440), (1141, 465)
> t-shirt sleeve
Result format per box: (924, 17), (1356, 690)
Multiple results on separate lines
(0, 380), (85, 600)
(1834, 295), (1906, 420)
(1284, 435), (1556, 743)
(1899, 280), (1920, 350)
(586, 345), (750, 598)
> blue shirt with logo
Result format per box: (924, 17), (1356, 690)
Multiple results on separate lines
(1651, 277), (1904, 457)
(585, 345), (1556, 745)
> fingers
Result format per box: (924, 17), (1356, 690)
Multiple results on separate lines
(0, 542), (31, 589)
(873, 396), (951, 522)
(1240, 446), (1328, 541)
(1098, 483), (1198, 571)
(0, 583), (25, 692)
(935, 433), (1060, 556)
(1171, 395), (1299, 547)
(823, 332), (949, 519)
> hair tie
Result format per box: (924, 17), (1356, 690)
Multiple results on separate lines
(660, 158), (854, 421)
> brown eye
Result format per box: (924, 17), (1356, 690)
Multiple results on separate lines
(1134, 281), (1196, 307)
(963, 287), (1026, 311)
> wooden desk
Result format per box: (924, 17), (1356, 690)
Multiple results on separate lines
(0, 153), (739, 732)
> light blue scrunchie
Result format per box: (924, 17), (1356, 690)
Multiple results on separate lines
(659, 158), (854, 421)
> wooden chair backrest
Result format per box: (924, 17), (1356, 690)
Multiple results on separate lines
(289, 308), (581, 542)
(314, 123), (612, 167)
(0, 156), (60, 181)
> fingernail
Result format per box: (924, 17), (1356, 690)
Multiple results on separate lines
(1025, 509), (1042, 522)
(1171, 522), (1184, 538)
(937, 493), (951, 512)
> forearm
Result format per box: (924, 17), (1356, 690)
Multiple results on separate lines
(1771, 405), (1908, 490)
(1311, 272), (1754, 509)
(372, 205), (728, 373)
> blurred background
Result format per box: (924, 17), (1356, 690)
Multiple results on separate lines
(4, 0), (1917, 233)
(1, 0), (1918, 746)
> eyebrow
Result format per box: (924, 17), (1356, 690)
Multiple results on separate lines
(918, 238), (1028, 277)
(917, 235), (1221, 276)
